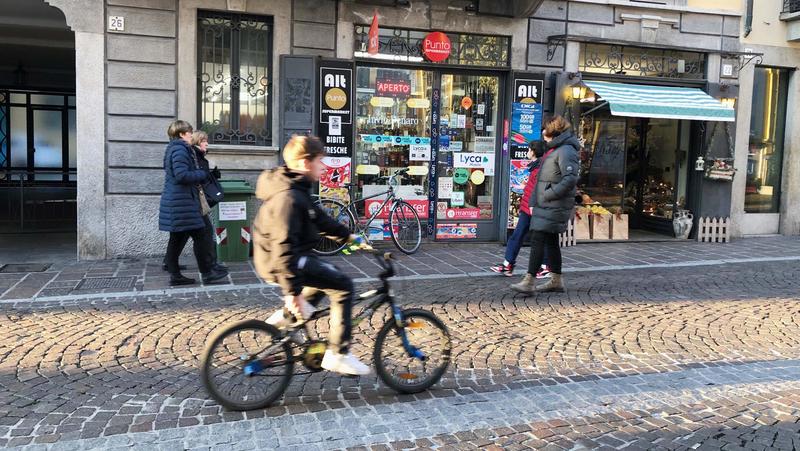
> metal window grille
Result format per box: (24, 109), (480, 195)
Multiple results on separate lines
(579, 43), (706, 80)
(197, 11), (273, 146)
(785, 0), (800, 12)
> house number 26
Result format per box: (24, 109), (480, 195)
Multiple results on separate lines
(108, 16), (125, 32)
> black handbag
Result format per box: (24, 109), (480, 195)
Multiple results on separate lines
(203, 177), (224, 207)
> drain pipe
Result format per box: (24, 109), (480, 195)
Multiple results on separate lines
(744, 0), (753, 37)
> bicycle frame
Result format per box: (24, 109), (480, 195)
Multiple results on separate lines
(247, 252), (423, 366)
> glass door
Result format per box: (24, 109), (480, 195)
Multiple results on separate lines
(354, 66), (434, 239)
(435, 72), (501, 240)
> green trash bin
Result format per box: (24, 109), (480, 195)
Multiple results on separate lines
(211, 179), (256, 262)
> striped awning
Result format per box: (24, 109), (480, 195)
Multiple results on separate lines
(583, 81), (735, 122)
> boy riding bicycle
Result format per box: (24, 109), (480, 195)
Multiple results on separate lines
(253, 135), (370, 376)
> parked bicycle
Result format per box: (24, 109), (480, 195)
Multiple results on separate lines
(313, 168), (423, 255)
(200, 250), (451, 411)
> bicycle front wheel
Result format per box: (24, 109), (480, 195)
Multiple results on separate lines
(374, 309), (451, 394)
(201, 320), (293, 411)
(313, 198), (355, 256)
(388, 201), (422, 254)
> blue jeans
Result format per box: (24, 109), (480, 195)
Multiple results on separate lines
(505, 211), (548, 266)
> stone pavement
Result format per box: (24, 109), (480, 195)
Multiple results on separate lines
(2, 235), (800, 302)
(0, 259), (799, 449)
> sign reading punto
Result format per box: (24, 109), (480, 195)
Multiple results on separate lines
(422, 31), (451, 62)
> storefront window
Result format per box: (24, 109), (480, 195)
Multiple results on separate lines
(355, 67), (433, 222)
(438, 74), (500, 220)
(746, 67), (788, 213)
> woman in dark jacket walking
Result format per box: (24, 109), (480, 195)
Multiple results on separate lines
(511, 115), (580, 294)
(159, 120), (227, 286)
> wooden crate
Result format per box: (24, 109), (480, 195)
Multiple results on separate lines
(697, 217), (730, 243)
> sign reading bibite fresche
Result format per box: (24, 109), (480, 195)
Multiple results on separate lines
(319, 61), (354, 159)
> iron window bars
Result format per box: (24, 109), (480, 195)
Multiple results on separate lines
(197, 11), (273, 146)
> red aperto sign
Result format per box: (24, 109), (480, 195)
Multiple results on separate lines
(376, 78), (411, 97)
(422, 31), (451, 62)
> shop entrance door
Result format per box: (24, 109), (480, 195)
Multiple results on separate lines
(434, 72), (502, 241)
(624, 118), (690, 234)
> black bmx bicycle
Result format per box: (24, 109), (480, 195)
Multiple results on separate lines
(200, 251), (451, 411)
(313, 168), (423, 255)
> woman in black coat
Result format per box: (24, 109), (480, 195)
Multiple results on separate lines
(159, 120), (227, 286)
(511, 115), (580, 294)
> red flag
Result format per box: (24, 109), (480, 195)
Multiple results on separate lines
(368, 12), (379, 55)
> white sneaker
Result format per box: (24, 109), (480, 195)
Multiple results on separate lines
(265, 309), (292, 329)
(286, 298), (315, 321)
(321, 350), (371, 376)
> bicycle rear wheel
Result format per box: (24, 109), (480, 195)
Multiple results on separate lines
(313, 198), (355, 256)
(374, 309), (451, 394)
(201, 319), (293, 411)
(388, 201), (422, 254)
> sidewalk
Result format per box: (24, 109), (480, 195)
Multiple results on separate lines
(2, 235), (800, 302)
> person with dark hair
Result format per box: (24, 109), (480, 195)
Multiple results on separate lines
(253, 135), (370, 376)
(159, 120), (228, 286)
(511, 115), (580, 294)
(490, 140), (550, 278)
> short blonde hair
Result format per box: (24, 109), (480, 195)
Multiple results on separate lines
(191, 130), (209, 146)
(283, 135), (325, 166)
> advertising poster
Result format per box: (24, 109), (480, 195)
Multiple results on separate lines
(510, 102), (542, 157)
(438, 177), (453, 199)
(435, 223), (478, 240)
(319, 62), (354, 160)
(365, 199), (429, 219)
(444, 208), (480, 220)
(320, 157), (351, 189)
(508, 75), (545, 229)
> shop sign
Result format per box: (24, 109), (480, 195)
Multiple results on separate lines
(409, 144), (430, 161)
(376, 78), (411, 98)
(436, 223), (477, 240)
(369, 96), (395, 107)
(461, 96), (473, 110)
(360, 134), (430, 145)
(451, 191), (464, 206)
(453, 168), (469, 185)
(422, 31), (451, 62)
(454, 152), (495, 171)
(470, 170), (485, 185)
(514, 78), (543, 104)
(474, 136), (495, 153)
(407, 98), (431, 109)
(319, 62), (354, 159)
(320, 157), (351, 189)
(445, 208), (479, 220)
(365, 199), (429, 219)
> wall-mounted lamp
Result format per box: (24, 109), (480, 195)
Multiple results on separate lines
(572, 85), (583, 100)
(695, 156), (705, 171)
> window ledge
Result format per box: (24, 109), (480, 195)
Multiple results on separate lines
(780, 11), (800, 22)
(207, 144), (279, 156)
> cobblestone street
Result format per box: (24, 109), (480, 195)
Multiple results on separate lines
(1, 257), (799, 450)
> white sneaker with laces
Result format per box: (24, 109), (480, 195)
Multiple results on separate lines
(321, 350), (371, 376)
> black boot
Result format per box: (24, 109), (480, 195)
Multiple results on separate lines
(169, 273), (195, 286)
(202, 268), (229, 284)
